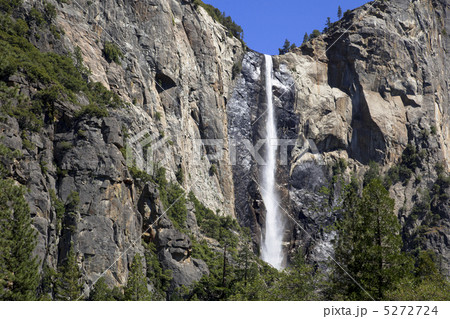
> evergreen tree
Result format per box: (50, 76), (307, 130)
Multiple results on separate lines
(271, 251), (320, 300)
(358, 180), (413, 299)
(0, 179), (40, 300)
(229, 262), (277, 301)
(278, 39), (291, 55)
(143, 242), (172, 300)
(124, 254), (151, 301)
(89, 278), (112, 301)
(338, 6), (343, 19)
(363, 160), (380, 186)
(88, 277), (125, 301)
(331, 179), (413, 300)
(309, 29), (321, 40)
(303, 32), (309, 44)
(39, 263), (57, 300)
(387, 251), (450, 300)
(0, 188), (12, 298)
(235, 229), (252, 287)
(324, 17), (332, 32)
(55, 244), (83, 300)
(329, 179), (361, 299)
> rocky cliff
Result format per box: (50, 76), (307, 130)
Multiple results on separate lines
(1, 0), (244, 296)
(1, 0), (449, 300)
(229, 0), (450, 275)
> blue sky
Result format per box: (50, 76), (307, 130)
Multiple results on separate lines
(203, 0), (369, 55)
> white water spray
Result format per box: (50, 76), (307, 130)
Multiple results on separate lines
(260, 55), (284, 269)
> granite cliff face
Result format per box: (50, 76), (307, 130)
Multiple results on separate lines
(229, 0), (450, 275)
(1, 0), (450, 298)
(1, 0), (243, 295)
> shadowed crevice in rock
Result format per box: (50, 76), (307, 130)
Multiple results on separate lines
(155, 73), (177, 93)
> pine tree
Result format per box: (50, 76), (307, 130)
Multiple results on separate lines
(55, 244), (83, 300)
(386, 251), (450, 300)
(332, 179), (413, 300)
(359, 179), (412, 299)
(143, 242), (172, 300)
(271, 251), (319, 300)
(303, 32), (309, 44)
(88, 277), (125, 301)
(309, 29), (321, 40)
(278, 39), (291, 55)
(235, 229), (252, 287)
(338, 6), (343, 19)
(325, 17), (332, 31)
(89, 278), (111, 301)
(329, 179), (361, 299)
(124, 254), (151, 301)
(0, 179), (40, 300)
(0, 185), (12, 297)
(39, 263), (57, 300)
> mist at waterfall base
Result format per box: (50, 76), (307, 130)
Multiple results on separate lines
(260, 55), (284, 270)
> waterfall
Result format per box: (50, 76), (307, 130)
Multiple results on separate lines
(260, 54), (284, 270)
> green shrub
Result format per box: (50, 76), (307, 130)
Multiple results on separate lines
(129, 166), (153, 184)
(13, 19), (28, 36)
(165, 183), (187, 230)
(30, 8), (45, 26)
(385, 144), (422, 187)
(0, 13), (123, 125)
(402, 144), (420, 170)
(39, 160), (48, 174)
(420, 129), (429, 140)
(65, 191), (79, 212)
(22, 138), (34, 150)
(75, 104), (108, 119)
(189, 192), (238, 247)
(435, 162), (445, 175)
(386, 164), (413, 186)
(333, 158), (348, 176)
(398, 165), (413, 182)
(430, 126), (437, 135)
(0, 142), (22, 177)
(151, 167), (187, 230)
(143, 241), (172, 300)
(209, 164), (217, 176)
(103, 41), (123, 64)
(56, 167), (67, 178)
(232, 61), (242, 79)
(435, 172), (450, 202)
(58, 141), (72, 151)
(49, 189), (65, 232)
(154, 167), (167, 189)
(0, 0), (22, 13)
(85, 81), (123, 109)
(44, 2), (57, 23)
(309, 29), (321, 40)
(363, 160), (380, 186)
(193, 0), (243, 40)
(77, 129), (87, 138)
(176, 166), (184, 184)
(0, 83), (43, 131)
